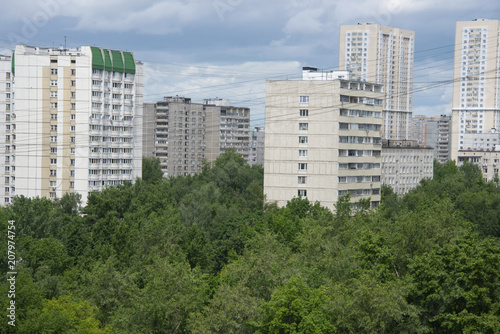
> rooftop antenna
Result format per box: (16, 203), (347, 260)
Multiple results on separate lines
(64, 36), (67, 50)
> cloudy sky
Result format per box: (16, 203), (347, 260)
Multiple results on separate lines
(1, 0), (499, 125)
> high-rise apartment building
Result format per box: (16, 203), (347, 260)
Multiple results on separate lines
(411, 115), (440, 147)
(451, 19), (500, 162)
(339, 23), (415, 140)
(204, 98), (250, 163)
(1, 44), (143, 206)
(148, 96), (209, 178)
(437, 114), (452, 163)
(144, 97), (250, 177)
(250, 126), (265, 166)
(264, 68), (383, 210)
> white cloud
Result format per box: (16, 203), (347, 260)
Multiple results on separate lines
(283, 9), (325, 35)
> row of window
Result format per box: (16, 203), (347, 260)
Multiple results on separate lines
(340, 109), (382, 118)
(338, 188), (380, 197)
(339, 136), (381, 144)
(50, 80), (76, 87)
(89, 159), (133, 164)
(339, 123), (382, 131)
(50, 69), (76, 76)
(338, 175), (380, 183)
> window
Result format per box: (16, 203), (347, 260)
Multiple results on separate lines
(50, 170), (57, 176)
(71, 137), (75, 143)
(298, 189), (307, 197)
(298, 163), (307, 170)
(51, 68), (57, 75)
(50, 59), (57, 63)
(50, 181), (57, 187)
(71, 114), (76, 120)
(298, 176), (307, 184)
(50, 147), (57, 154)
(71, 92), (76, 98)
(71, 80), (76, 87)
(300, 96), (309, 103)
(71, 69), (76, 76)
(50, 125), (57, 131)
(299, 149), (308, 157)
(50, 158), (57, 165)
(51, 114), (57, 120)
(50, 136), (57, 143)
(71, 126), (75, 131)
(70, 170), (75, 177)
(71, 103), (76, 110)
(299, 123), (308, 130)
(50, 102), (57, 109)
(299, 136), (308, 144)
(50, 91), (58, 98)
(70, 181), (74, 188)
(49, 192), (56, 199)
(50, 80), (57, 86)
(300, 109), (308, 117)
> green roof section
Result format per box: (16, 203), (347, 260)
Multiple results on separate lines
(111, 50), (124, 73)
(90, 46), (104, 70)
(11, 53), (15, 75)
(103, 49), (113, 72)
(90, 47), (136, 74)
(123, 52), (135, 74)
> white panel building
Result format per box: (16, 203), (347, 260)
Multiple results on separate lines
(451, 19), (500, 162)
(339, 23), (415, 141)
(1, 44), (143, 206)
(381, 140), (434, 195)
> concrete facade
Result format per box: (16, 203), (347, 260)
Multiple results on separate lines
(142, 103), (156, 158)
(250, 126), (265, 166)
(264, 70), (383, 210)
(458, 150), (500, 181)
(204, 98), (250, 164)
(151, 97), (209, 178)
(339, 23), (415, 141)
(437, 114), (452, 163)
(381, 140), (434, 195)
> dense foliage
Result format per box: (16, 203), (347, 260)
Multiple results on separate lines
(1, 154), (500, 333)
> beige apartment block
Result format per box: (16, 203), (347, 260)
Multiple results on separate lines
(381, 140), (434, 195)
(0, 44), (143, 206)
(451, 19), (500, 162)
(339, 23), (414, 141)
(264, 69), (383, 210)
(458, 150), (500, 181)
